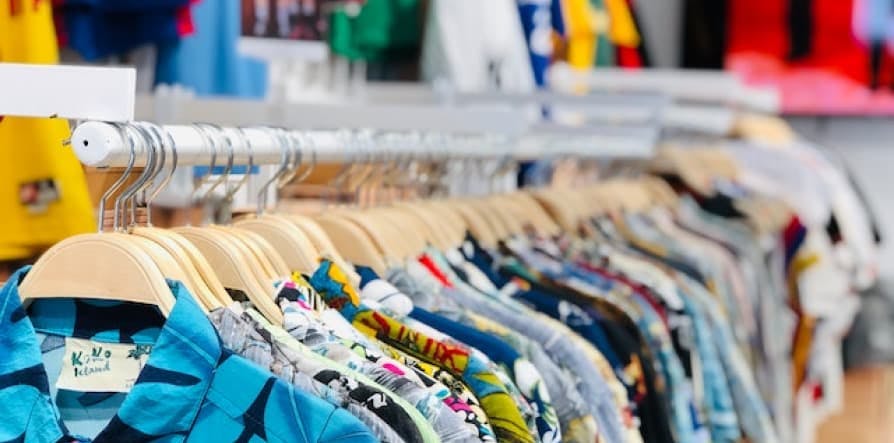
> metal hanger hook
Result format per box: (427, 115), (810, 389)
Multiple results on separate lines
(98, 122), (138, 232)
(191, 122), (219, 205)
(195, 123), (234, 209)
(256, 127), (291, 215)
(115, 122), (158, 232)
(142, 123), (179, 226)
(289, 131), (317, 186)
(225, 127), (255, 203)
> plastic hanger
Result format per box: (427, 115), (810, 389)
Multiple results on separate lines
(19, 123), (176, 316)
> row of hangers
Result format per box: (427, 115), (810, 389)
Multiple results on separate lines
(19, 119), (745, 329)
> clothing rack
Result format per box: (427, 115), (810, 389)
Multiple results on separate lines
(72, 122), (520, 168)
(72, 91), (661, 169)
(0, 64), (866, 443)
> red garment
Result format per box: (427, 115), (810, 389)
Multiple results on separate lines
(616, 0), (644, 68)
(418, 254), (454, 288)
(616, 46), (642, 68)
(52, 0), (66, 46)
(175, 0), (198, 37)
(728, 0), (872, 85)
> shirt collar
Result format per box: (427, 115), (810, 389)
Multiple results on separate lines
(0, 266), (222, 441)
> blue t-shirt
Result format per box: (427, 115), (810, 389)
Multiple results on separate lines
(0, 266), (377, 442)
(155, 0), (268, 98)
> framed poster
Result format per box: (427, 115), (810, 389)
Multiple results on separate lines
(239, 0), (331, 61)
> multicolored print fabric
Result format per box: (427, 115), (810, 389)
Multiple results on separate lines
(275, 275), (480, 443)
(310, 259), (536, 443)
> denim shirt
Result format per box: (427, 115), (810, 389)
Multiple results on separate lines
(0, 266), (376, 443)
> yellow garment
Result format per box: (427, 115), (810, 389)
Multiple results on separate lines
(603, 0), (640, 47)
(788, 252), (821, 391)
(0, 0), (96, 260)
(561, 0), (598, 69)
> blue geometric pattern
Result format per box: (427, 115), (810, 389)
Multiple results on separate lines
(0, 266), (377, 443)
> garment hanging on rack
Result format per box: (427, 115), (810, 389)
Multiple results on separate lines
(0, 267), (377, 442)
(55, 0), (195, 61)
(155, 0), (268, 98)
(0, 0), (94, 261)
(3, 114), (879, 443)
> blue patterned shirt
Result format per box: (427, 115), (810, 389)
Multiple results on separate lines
(0, 266), (377, 443)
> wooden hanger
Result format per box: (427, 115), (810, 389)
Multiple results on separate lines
(422, 200), (469, 249)
(640, 176), (679, 208)
(19, 122), (209, 317)
(617, 179), (654, 214)
(285, 215), (334, 261)
(314, 214), (389, 275)
(650, 145), (716, 196)
(733, 112), (797, 145)
(231, 227), (291, 277)
(390, 202), (453, 250)
(441, 199), (499, 248)
(507, 193), (563, 237)
(484, 195), (526, 236)
(499, 195), (548, 236)
(283, 215), (364, 283)
(129, 228), (218, 311)
(158, 229), (233, 307)
(335, 207), (410, 264)
(19, 233), (177, 316)
(235, 215), (319, 274)
(207, 225), (279, 280)
(468, 198), (513, 241)
(174, 226), (283, 323)
(529, 189), (579, 233)
(373, 206), (432, 258)
(118, 122), (232, 309)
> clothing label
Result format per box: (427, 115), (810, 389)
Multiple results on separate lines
(56, 338), (152, 393)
